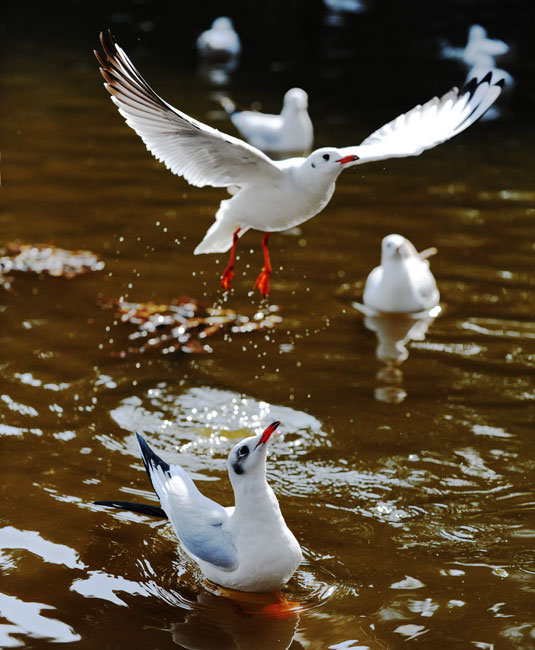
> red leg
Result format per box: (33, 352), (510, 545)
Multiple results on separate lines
(254, 233), (272, 297)
(220, 228), (241, 290)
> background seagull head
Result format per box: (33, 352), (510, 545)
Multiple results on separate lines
(381, 234), (418, 263)
(283, 88), (309, 111)
(228, 421), (281, 481)
(468, 24), (487, 43)
(212, 17), (235, 33)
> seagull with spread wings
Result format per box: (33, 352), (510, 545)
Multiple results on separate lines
(95, 31), (502, 296)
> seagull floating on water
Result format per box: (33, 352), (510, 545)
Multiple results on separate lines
(95, 423), (303, 593)
(363, 234), (440, 314)
(220, 88), (313, 155)
(197, 17), (241, 61)
(441, 25), (509, 68)
(441, 25), (512, 89)
(96, 31), (502, 297)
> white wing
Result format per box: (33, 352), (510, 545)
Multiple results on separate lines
(95, 31), (281, 188)
(407, 259), (440, 310)
(473, 38), (510, 58)
(136, 434), (238, 571)
(339, 73), (503, 166)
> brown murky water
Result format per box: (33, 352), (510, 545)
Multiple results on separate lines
(1, 3), (535, 648)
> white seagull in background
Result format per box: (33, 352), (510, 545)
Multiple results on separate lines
(363, 234), (440, 314)
(196, 17), (241, 61)
(441, 25), (512, 89)
(324, 0), (366, 14)
(220, 88), (314, 155)
(96, 31), (503, 297)
(95, 423), (303, 593)
(441, 24), (510, 68)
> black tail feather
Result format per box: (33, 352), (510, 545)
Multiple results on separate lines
(95, 435), (171, 521)
(94, 500), (168, 519)
(135, 432), (171, 493)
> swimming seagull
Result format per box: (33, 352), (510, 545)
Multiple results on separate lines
(95, 424), (303, 593)
(441, 25), (509, 68)
(220, 88), (314, 155)
(441, 25), (512, 90)
(95, 31), (503, 297)
(363, 234), (440, 313)
(196, 17), (241, 61)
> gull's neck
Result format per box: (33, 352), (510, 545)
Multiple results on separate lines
(382, 256), (410, 269)
(231, 469), (281, 520)
(281, 103), (304, 118)
(293, 162), (342, 196)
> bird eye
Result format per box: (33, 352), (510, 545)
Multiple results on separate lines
(322, 154), (330, 161)
(238, 445), (249, 458)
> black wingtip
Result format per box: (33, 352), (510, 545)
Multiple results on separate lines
(462, 70), (503, 97)
(461, 76), (479, 98)
(94, 500), (168, 519)
(481, 70), (493, 85)
(98, 29), (117, 60)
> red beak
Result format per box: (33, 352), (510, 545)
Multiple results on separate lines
(254, 421), (281, 449)
(335, 154), (359, 165)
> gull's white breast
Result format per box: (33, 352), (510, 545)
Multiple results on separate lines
(364, 258), (439, 314)
(195, 493), (303, 592)
(227, 166), (336, 232)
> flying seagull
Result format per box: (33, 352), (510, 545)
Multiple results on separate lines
(95, 31), (502, 296)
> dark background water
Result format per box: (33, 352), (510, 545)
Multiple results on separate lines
(1, 0), (535, 648)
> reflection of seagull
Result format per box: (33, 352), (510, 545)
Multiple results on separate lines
(96, 31), (502, 296)
(197, 17), (241, 61)
(220, 89), (313, 155)
(96, 423), (303, 592)
(363, 234), (440, 314)
(364, 313), (434, 363)
(362, 311), (437, 404)
(169, 590), (299, 650)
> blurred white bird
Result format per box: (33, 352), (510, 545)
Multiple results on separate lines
(324, 0), (365, 14)
(441, 24), (512, 87)
(363, 234), (440, 313)
(197, 17), (241, 61)
(464, 25), (509, 67)
(468, 58), (513, 89)
(220, 88), (313, 155)
(441, 25), (509, 65)
(95, 424), (303, 593)
(96, 32), (502, 296)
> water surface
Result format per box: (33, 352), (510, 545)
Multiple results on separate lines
(1, 2), (534, 647)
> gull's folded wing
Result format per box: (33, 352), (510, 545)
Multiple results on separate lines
(339, 72), (503, 166)
(477, 38), (509, 57)
(95, 31), (282, 188)
(136, 434), (238, 571)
